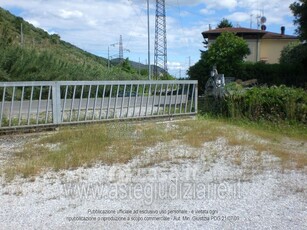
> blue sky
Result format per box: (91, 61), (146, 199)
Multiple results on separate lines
(0, 0), (297, 78)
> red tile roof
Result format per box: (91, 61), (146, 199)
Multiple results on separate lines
(203, 27), (265, 35)
(262, 31), (297, 39)
(202, 27), (298, 40)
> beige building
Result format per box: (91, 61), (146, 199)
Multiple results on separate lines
(202, 27), (298, 64)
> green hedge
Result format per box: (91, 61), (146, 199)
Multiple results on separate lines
(238, 62), (306, 88)
(204, 85), (307, 124)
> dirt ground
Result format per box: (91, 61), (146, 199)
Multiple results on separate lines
(0, 124), (306, 230)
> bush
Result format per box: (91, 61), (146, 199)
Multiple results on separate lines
(204, 85), (307, 124)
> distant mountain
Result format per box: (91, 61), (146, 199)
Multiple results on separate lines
(111, 58), (169, 78)
(111, 58), (150, 71)
(0, 7), (147, 81)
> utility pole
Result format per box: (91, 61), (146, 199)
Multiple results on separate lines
(250, 14), (253, 29)
(154, 0), (167, 79)
(139, 57), (141, 75)
(119, 35), (123, 59)
(20, 23), (24, 47)
(108, 46), (110, 70)
(108, 41), (119, 70)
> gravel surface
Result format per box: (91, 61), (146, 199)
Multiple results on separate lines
(0, 131), (306, 230)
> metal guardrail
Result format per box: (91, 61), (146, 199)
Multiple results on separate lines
(0, 80), (198, 129)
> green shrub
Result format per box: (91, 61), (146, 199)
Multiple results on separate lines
(204, 85), (307, 124)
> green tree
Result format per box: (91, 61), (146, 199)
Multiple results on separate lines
(50, 34), (61, 44)
(206, 32), (250, 77)
(121, 58), (135, 74)
(187, 51), (211, 94)
(0, 24), (13, 46)
(290, 0), (307, 41)
(280, 41), (307, 64)
(217, 18), (233, 28)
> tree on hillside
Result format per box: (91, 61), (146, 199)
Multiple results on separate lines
(290, 0), (307, 41)
(206, 32), (250, 76)
(217, 18), (233, 28)
(120, 58), (134, 73)
(0, 23), (13, 46)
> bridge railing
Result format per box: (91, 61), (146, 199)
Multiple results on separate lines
(0, 80), (198, 129)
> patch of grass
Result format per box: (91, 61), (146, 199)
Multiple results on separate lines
(2, 116), (306, 181)
(205, 117), (307, 170)
(178, 117), (225, 147)
(2, 121), (180, 180)
(228, 118), (307, 141)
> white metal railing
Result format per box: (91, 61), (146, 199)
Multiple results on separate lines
(0, 80), (198, 129)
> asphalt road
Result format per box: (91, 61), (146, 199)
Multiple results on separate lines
(1, 95), (189, 117)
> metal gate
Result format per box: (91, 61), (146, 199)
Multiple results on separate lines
(0, 80), (198, 129)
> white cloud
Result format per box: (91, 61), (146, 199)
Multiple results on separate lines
(2, 1), (146, 48)
(200, 8), (215, 15)
(167, 61), (182, 70)
(204, 0), (238, 10)
(57, 9), (83, 19)
(26, 19), (40, 28)
(228, 12), (250, 22)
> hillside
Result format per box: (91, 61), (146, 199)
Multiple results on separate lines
(0, 7), (147, 81)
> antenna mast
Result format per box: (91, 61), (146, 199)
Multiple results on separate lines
(154, 0), (167, 79)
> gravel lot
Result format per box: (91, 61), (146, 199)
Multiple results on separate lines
(0, 129), (306, 230)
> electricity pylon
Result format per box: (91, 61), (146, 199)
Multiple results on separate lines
(154, 0), (167, 79)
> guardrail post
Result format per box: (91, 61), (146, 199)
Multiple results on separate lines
(52, 82), (61, 125)
(195, 83), (198, 113)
